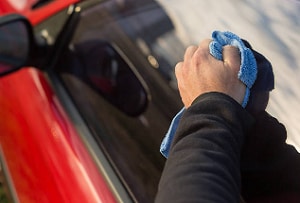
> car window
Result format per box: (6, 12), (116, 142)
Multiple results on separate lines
(55, 1), (183, 202)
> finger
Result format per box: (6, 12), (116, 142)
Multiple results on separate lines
(184, 45), (198, 61)
(175, 61), (183, 69)
(174, 61), (186, 104)
(198, 38), (212, 48)
(194, 39), (214, 63)
(223, 45), (241, 73)
(174, 61), (183, 78)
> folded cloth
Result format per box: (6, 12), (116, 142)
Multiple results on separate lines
(160, 107), (185, 158)
(160, 31), (258, 158)
(210, 31), (258, 107)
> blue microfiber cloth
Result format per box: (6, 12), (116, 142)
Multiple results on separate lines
(160, 107), (185, 158)
(210, 31), (257, 107)
(160, 31), (258, 158)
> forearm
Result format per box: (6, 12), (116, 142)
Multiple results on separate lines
(156, 92), (254, 203)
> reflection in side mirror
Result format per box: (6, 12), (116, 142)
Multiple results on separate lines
(0, 14), (32, 76)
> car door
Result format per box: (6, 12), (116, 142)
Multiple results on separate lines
(50, 0), (183, 202)
(0, 3), (122, 202)
(0, 0), (185, 202)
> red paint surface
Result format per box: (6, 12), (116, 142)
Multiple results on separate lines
(0, 1), (118, 202)
(0, 0), (38, 15)
(25, 0), (79, 25)
(0, 0), (79, 25)
(0, 68), (117, 203)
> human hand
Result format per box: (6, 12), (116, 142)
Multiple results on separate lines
(175, 39), (246, 108)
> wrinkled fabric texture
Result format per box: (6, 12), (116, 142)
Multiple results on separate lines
(156, 92), (254, 203)
(160, 107), (185, 157)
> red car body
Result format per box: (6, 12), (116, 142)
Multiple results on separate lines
(0, 0), (38, 15)
(0, 0), (118, 202)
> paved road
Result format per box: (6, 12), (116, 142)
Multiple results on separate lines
(157, 0), (300, 149)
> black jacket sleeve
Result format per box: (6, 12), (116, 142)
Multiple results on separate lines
(241, 111), (300, 200)
(155, 92), (254, 203)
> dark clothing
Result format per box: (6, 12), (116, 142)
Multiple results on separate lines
(155, 92), (300, 202)
(155, 92), (254, 203)
(241, 111), (300, 202)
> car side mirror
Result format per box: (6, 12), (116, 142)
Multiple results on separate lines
(0, 14), (33, 76)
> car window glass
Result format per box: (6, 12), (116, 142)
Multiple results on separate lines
(67, 40), (150, 116)
(56, 1), (183, 202)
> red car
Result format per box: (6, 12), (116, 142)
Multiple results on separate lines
(0, 0), (299, 202)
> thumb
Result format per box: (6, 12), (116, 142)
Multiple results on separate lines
(222, 45), (246, 105)
(223, 45), (241, 74)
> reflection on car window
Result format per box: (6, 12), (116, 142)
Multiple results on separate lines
(65, 40), (149, 116)
(56, 1), (182, 202)
(114, 2), (186, 89)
